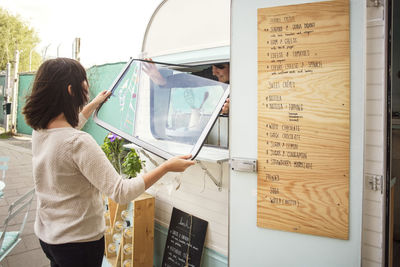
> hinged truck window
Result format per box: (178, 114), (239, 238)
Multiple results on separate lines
(94, 59), (230, 160)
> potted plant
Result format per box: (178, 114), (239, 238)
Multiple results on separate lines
(101, 133), (146, 260)
(101, 133), (144, 178)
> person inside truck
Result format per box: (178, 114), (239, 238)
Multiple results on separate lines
(143, 59), (230, 114)
(211, 63), (230, 84)
(22, 58), (195, 267)
(211, 63), (230, 114)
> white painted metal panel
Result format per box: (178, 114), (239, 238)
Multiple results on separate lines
(366, 116), (384, 131)
(367, 85), (385, 100)
(367, 38), (386, 54)
(367, 25), (385, 39)
(363, 230), (382, 247)
(365, 146), (384, 162)
(367, 69), (385, 85)
(364, 199), (383, 217)
(366, 100), (384, 115)
(142, 0), (230, 58)
(364, 188), (384, 202)
(362, 259), (381, 267)
(146, 161), (230, 255)
(363, 215), (383, 231)
(365, 131), (384, 146)
(363, 244), (383, 264)
(230, 0), (365, 266)
(362, 5), (387, 266)
(366, 162), (385, 174)
(367, 54), (385, 69)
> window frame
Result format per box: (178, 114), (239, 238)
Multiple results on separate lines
(93, 58), (230, 160)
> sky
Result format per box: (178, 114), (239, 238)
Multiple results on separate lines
(1, 0), (162, 68)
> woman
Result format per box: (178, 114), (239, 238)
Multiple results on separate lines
(23, 58), (194, 267)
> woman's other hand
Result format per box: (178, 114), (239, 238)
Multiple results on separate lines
(92, 90), (112, 108)
(143, 154), (195, 189)
(164, 155), (195, 172)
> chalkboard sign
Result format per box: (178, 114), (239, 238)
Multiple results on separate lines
(162, 208), (208, 267)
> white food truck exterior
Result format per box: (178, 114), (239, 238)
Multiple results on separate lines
(137, 0), (397, 266)
(141, 2), (230, 266)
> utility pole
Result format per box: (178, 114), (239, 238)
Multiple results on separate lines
(42, 44), (51, 61)
(29, 48), (34, 71)
(10, 50), (19, 134)
(3, 63), (11, 132)
(57, 43), (62, 58)
(73, 37), (81, 61)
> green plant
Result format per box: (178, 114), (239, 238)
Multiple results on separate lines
(122, 150), (142, 178)
(101, 133), (144, 179)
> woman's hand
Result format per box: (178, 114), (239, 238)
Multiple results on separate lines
(92, 90), (112, 108)
(164, 155), (195, 172)
(81, 90), (112, 119)
(143, 154), (195, 189)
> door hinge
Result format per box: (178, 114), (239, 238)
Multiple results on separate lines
(367, 0), (383, 7)
(366, 174), (383, 194)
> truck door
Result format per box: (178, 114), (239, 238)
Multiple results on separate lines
(230, 0), (366, 266)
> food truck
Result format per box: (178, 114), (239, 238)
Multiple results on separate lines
(93, 0), (400, 266)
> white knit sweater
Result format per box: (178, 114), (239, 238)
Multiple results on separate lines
(32, 114), (145, 244)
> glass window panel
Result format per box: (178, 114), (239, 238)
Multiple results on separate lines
(94, 59), (229, 159)
(96, 61), (140, 134)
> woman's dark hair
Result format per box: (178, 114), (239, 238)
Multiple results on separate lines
(23, 58), (89, 130)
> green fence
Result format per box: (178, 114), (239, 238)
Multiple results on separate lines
(82, 62), (127, 144)
(17, 74), (34, 135)
(16, 62), (127, 144)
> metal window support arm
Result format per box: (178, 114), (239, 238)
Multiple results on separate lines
(196, 160), (226, 191)
(138, 148), (160, 167)
(137, 147), (226, 191)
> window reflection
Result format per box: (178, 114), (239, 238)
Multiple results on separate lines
(147, 63), (227, 147)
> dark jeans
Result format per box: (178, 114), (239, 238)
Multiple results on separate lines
(39, 236), (104, 267)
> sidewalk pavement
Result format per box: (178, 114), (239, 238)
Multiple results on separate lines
(0, 136), (50, 267)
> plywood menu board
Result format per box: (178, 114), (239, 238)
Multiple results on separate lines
(257, 0), (349, 239)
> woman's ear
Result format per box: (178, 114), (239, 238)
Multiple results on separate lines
(67, 85), (73, 96)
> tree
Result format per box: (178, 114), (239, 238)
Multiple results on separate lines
(0, 7), (41, 72)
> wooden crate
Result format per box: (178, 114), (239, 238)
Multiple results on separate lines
(104, 193), (155, 267)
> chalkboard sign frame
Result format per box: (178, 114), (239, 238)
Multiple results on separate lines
(162, 207), (208, 267)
